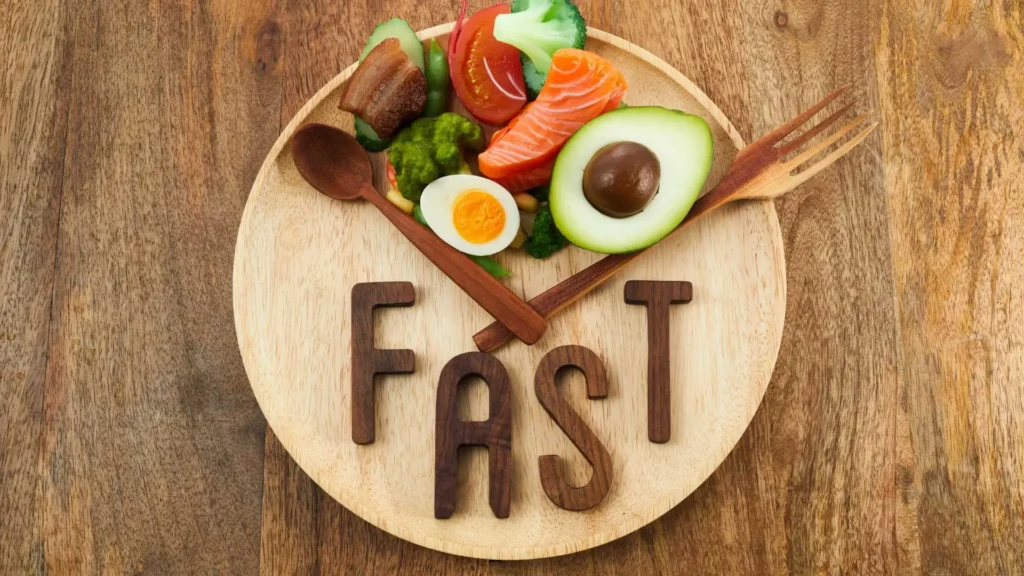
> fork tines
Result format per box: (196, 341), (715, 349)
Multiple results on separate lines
(765, 85), (877, 184)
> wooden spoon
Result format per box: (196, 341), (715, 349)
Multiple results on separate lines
(291, 122), (547, 345)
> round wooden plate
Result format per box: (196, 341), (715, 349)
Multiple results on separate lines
(234, 24), (786, 560)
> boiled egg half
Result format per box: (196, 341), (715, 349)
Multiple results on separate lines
(420, 175), (520, 256)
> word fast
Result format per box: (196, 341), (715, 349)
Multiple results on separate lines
(349, 280), (692, 518)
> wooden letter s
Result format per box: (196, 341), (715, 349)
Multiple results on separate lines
(535, 345), (613, 511)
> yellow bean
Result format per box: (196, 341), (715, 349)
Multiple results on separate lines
(510, 228), (527, 249)
(514, 193), (539, 213)
(386, 188), (415, 215)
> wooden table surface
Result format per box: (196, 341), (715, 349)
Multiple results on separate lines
(2, 0), (1021, 574)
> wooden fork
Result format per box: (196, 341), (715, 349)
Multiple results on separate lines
(473, 85), (878, 353)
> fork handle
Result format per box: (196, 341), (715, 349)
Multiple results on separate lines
(474, 87), (871, 350)
(472, 251), (638, 352)
(472, 176), (745, 352)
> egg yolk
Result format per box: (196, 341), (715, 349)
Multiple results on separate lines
(452, 190), (506, 244)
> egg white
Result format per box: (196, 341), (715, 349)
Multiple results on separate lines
(420, 175), (521, 256)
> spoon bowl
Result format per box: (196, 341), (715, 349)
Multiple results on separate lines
(292, 123), (372, 201)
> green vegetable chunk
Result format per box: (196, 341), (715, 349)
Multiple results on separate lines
(493, 0), (587, 98)
(521, 60), (548, 101)
(361, 18), (425, 71)
(528, 184), (550, 203)
(470, 255), (511, 278)
(413, 204), (429, 227)
(525, 204), (568, 259)
(388, 113), (484, 202)
(354, 118), (391, 152)
(424, 40), (451, 117)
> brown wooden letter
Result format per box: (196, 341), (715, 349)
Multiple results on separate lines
(535, 345), (613, 511)
(624, 280), (693, 443)
(435, 352), (512, 519)
(351, 282), (415, 445)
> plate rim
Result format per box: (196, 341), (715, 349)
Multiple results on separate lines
(233, 23), (788, 560)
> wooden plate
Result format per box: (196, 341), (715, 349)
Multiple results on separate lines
(234, 24), (786, 560)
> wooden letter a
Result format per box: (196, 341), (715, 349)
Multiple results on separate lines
(434, 352), (512, 519)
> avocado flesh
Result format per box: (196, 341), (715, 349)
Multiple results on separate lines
(549, 107), (714, 254)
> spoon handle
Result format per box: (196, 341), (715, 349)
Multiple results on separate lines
(361, 187), (548, 345)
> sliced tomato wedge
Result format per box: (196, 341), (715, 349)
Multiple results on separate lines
(448, 0), (468, 65)
(449, 3), (527, 126)
(386, 160), (398, 190)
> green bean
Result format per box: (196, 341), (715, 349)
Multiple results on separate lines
(470, 255), (511, 278)
(413, 204), (428, 227)
(424, 40), (451, 117)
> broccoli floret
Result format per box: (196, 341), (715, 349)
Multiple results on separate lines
(494, 0), (586, 97)
(520, 59), (545, 101)
(525, 204), (568, 259)
(528, 184), (550, 203)
(388, 113), (485, 202)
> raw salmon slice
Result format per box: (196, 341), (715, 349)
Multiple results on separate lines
(490, 94), (622, 193)
(478, 49), (628, 180)
(493, 159), (556, 193)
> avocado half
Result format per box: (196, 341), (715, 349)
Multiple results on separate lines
(549, 107), (714, 254)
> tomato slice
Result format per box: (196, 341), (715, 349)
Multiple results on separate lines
(448, 0), (468, 65)
(450, 4), (527, 126)
(386, 160), (398, 190)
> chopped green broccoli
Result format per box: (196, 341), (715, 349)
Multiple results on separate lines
(525, 204), (568, 259)
(493, 0), (587, 98)
(388, 113), (485, 202)
(528, 184), (550, 203)
(521, 61), (547, 101)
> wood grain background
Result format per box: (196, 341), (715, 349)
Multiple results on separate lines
(1, 0), (1021, 574)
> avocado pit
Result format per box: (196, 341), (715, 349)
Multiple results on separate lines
(582, 141), (661, 218)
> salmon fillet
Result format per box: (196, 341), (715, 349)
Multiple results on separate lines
(493, 159), (556, 193)
(478, 49), (628, 180)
